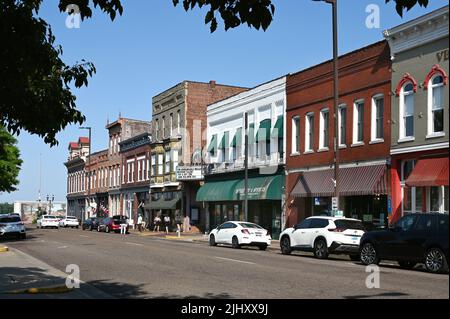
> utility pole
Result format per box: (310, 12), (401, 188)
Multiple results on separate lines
(244, 112), (249, 221)
(80, 127), (92, 222)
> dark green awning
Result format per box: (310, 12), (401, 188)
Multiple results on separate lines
(207, 134), (217, 153)
(271, 116), (284, 138)
(248, 123), (255, 145)
(196, 180), (241, 202)
(218, 132), (229, 149)
(150, 198), (180, 210)
(256, 119), (271, 142)
(197, 174), (285, 202)
(230, 128), (242, 148)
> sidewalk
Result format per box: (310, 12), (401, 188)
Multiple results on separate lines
(0, 247), (112, 299)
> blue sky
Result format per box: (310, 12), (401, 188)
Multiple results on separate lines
(1, 0), (447, 203)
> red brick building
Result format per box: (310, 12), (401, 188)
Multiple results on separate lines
(285, 41), (392, 229)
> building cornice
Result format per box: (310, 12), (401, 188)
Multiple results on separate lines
(390, 142), (449, 155)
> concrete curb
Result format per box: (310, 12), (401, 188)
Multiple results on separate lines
(0, 246), (9, 253)
(6, 285), (73, 295)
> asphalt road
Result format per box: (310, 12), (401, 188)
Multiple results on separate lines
(3, 226), (449, 299)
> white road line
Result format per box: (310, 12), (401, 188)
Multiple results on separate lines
(214, 256), (255, 265)
(79, 235), (89, 238)
(125, 242), (143, 246)
(57, 246), (68, 249)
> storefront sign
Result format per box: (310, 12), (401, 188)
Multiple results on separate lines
(314, 198), (321, 206)
(332, 197), (339, 211)
(176, 166), (203, 181)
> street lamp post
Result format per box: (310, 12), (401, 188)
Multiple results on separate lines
(313, 0), (340, 212)
(46, 194), (55, 215)
(79, 126), (92, 222)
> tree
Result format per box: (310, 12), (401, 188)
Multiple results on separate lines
(0, 126), (22, 193)
(173, 0), (430, 33)
(0, 202), (14, 214)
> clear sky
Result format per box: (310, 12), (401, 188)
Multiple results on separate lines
(1, 0), (447, 203)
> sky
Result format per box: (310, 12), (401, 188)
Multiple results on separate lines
(1, 0), (447, 203)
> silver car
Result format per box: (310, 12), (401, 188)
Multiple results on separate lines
(0, 214), (26, 239)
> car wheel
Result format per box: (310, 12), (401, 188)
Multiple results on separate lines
(425, 248), (448, 274)
(20, 234), (26, 240)
(280, 236), (292, 255)
(258, 244), (268, 251)
(360, 242), (380, 265)
(209, 235), (217, 246)
(76, 226), (79, 229)
(314, 239), (329, 259)
(90, 225), (93, 231)
(349, 254), (360, 262)
(398, 261), (417, 269)
(231, 236), (240, 249)
(97, 226), (101, 232)
(105, 226), (110, 233)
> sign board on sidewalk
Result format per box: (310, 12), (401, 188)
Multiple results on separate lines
(332, 197), (339, 211)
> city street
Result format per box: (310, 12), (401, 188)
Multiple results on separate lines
(2, 226), (448, 299)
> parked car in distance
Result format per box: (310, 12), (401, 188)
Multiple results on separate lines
(279, 216), (365, 260)
(37, 215), (59, 229)
(360, 213), (449, 273)
(97, 215), (129, 233)
(82, 217), (100, 231)
(0, 214), (26, 239)
(209, 221), (271, 250)
(59, 216), (80, 228)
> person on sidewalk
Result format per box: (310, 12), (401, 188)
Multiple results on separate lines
(120, 218), (128, 235)
(137, 214), (143, 232)
(164, 214), (171, 235)
(183, 215), (191, 233)
(153, 215), (161, 232)
(175, 211), (182, 235)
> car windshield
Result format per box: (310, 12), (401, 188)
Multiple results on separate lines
(238, 222), (263, 229)
(44, 216), (56, 219)
(0, 216), (21, 223)
(334, 219), (365, 230)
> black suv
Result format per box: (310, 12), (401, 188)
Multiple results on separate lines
(82, 217), (100, 231)
(360, 213), (449, 273)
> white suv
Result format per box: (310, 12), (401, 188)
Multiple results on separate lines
(37, 215), (59, 229)
(279, 216), (365, 260)
(59, 216), (79, 228)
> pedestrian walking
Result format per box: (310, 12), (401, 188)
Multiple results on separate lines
(183, 215), (191, 233)
(175, 211), (182, 235)
(153, 215), (161, 232)
(164, 214), (171, 234)
(137, 214), (143, 232)
(120, 218), (128, 235)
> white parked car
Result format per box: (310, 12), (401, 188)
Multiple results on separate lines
(279, 216), (365, 260)
(0, 214), (26, 239)
(37, 215), (60, 229)
(209, 221), (271, 250)
(59, 216), (80, 228)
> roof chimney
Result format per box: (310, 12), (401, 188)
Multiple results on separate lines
(209, 80), (216, 88)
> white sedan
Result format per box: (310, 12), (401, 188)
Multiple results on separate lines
(59, 216), (80, 228)
(209, 221), (271, 250)
(37, 215), (60, 229)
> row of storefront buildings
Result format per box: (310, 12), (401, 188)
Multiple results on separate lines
(65, 7), (449, 238)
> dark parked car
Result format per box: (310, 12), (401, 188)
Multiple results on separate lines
(82, 217), (100, 231)
(360, 213), (449, 273)
(97, 216), (129, 233)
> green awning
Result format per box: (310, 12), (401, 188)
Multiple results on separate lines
(230, 128), (242, 148)
(150, 198), (180, 210)
(271, 116), (283, 138)
(218, 131), (229, 149)
(255, 119), (271, 142)
(207, 134), (217, 153)
(197, 174), (285, 202)
(234, 175), (285, 200)
(196, 179), (241, 202)
(248, 123), (255, 144)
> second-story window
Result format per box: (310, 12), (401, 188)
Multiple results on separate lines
(292, 116), (300, 154)
(162, 116), (166, 139)
(371, 95), (384, 141)
(169, 113), (173, 137)
(400, 83), (415, 139)
(353, 100), (365, 144)
(305, 113), (314, 152)
(158, 154), (163, 175)
(155, 120), (159, 140)
(177, 111), (181, 134)
(172, 150), (179, 173)
(319, 109), (329, 150)
(429, 75), (444, 134)
(338, 105), (347, 146)
(165, 151), (171, 174)
(151, 155), (156, 176)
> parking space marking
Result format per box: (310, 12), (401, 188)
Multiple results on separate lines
(57, 246), (68, 249)
(125, 242), (143, 247)
(79, 235), (89, 238)
(214, 256), (255, 265)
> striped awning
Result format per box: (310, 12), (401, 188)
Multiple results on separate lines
(291, 164), (388, 198)
(406, 157), (449, 187)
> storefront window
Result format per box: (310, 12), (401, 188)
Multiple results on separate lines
(444, 187), (449, 214)
(313, 197), (331, 216)
(415, 187), (423, 213)
(403, 187), (412, 214)
(430, 187), (440, 213)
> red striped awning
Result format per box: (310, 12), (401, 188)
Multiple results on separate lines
(291, 164), (388, 198)
(406, 157), (449, 187)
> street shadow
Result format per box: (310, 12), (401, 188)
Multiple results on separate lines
(87, 279), (233, 299)
(0, 267), (66, 294)
(274, 251), (349, 262)
(344, 292), (409, 299)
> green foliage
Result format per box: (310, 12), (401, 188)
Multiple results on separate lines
(0, 202), (14, 214)
(385, 0), (429, 17)
(0, 126), (22, 193)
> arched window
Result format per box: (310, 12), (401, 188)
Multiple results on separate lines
(428, 74), (445, 135)
(399, 82), (415, 140)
